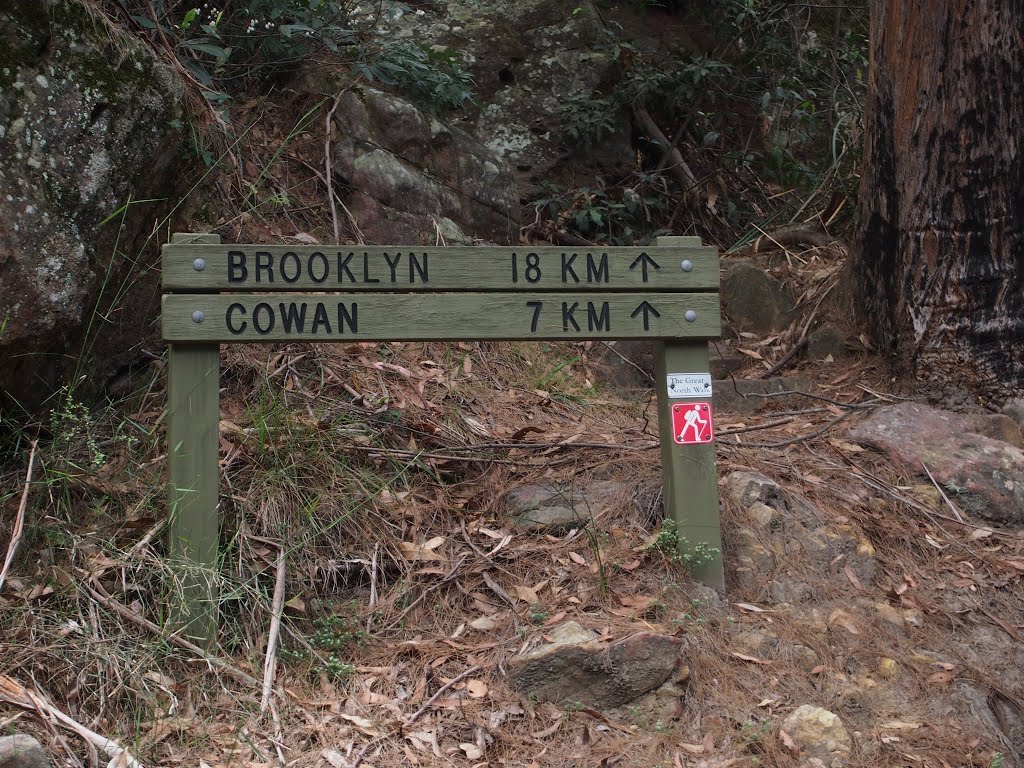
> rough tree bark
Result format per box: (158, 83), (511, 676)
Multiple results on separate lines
(850, 0), (1024, 406)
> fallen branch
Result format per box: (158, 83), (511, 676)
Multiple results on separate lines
(0, 674), (142, 767)
(260, 548), (288, 713)
(403, 665), (483, 727)
(633, 104), (699, 202)
(733, 224), (834, 255)
(759, 338), (808, 379)
(0, 440), (37, 594)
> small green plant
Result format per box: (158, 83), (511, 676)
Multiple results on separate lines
(738, 717), (772, 751)
(989, 753), (1004, 768)
(281, 607), (364, 682)
(49, 387), (107, 470)
(646, 518), (721, 572)
(529, 603), (550, 625)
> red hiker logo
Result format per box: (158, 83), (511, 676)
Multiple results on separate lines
(672, 402), (714, 445)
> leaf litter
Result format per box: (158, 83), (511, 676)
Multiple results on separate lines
(1, 225), (1023, 768)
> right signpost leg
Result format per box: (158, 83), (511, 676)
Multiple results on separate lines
(654, 236), (724, 589)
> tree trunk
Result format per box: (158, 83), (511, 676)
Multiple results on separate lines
(850, 0), (1024, 406)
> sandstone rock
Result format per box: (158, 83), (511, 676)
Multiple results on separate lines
(726, 471), (788, 515)
(0, 0), (182, 407)
(713, 377), (811, 414)
(0, 735), (51, 768)
(506, 621), (685, 709)
(331, 87), (519, 245)
(877, 657), (899, 678)
(504, 480), (625, 530)
(973, 413), (1024, 449)
(780, 705), (852, 766)
(721, 259), (795, 334)
(849, 402), (1024, 525)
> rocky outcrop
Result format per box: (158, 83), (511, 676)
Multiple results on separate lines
(721, 258), (795, 335)
(331, 87), (519, 245)
(0, 0), (182, 408)
(364, 0), (633, 196)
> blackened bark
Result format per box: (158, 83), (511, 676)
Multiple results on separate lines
(851, 0), (1024, 405)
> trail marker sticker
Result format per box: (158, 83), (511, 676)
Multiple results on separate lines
(666, 372), (713, 398)
(672, 402), (714, 445)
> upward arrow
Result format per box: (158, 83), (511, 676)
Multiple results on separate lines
(629, 252), (661, 282)
(630, 300), (661, 331)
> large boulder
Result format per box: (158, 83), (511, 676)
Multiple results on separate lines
(850, 402), (1024, 526)
(332, 87), (519, 244)
(0, 734), (51, 768)
(0, 0), (182, 408)
(363, 0), (633, 196)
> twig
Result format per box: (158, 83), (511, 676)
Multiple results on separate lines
(0, 440), (37, 594)
(324, 89), (360, 245)
(725, 409), (854, 449)
(0, 674), (143, 767)
(403, 665), (483, 727)
(367, 542), (379, 634)
(759, 338), (808, 379)
(383, 557), (467, 631)
(84, 581), (264, 690)
(717, 417), (795, 437)
(922, 462), (965, 523)
(260, 548), (287, 713)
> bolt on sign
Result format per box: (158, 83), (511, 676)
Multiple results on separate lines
(162, 234), (723, 645)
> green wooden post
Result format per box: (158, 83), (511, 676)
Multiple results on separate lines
(167, 233), (221, 646)
(653, 236), (724, 589)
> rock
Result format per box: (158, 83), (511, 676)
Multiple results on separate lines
(504, 480), (625, 530)
(849, 402), (1024, 525)
(806, 323), (851, 361)
(973, 413), (1024, 449)
(721, 259), (795, 334)
(729, 526), (777, 590)
(713, 376), (811, 414)
(0, 735), (51, 768)
(726, 471), (788, 515)
(367, 0), (631, 198)
(1002, 397), (1024, 428)
(877, 658), (899, 678)
(780, 705), (852, 766)
(331, 87), (519, 245)
(506, 621), (685, 709)
(873, 602), (904, 630)
(0, 0), (183, 408)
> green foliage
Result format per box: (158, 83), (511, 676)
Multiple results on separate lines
(355, 42), (474, 114)
(120, 0), (472, 115)
(281, 608), (364, 682)
(646, 518), (721, 572)
(558, 90), (620, 149)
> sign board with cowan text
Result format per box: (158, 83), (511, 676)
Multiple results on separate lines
(161, 234), (724, 645)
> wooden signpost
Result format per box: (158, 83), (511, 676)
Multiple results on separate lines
(163, 234), (723, 645)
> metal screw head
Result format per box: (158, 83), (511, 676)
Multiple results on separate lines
(684, 309), (697, 322)
(680, 259), (693, 272)
(191, 310), (205, 323)
(193, 258), (207, 271)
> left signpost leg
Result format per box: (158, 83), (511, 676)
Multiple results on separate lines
(167, 343), (220, 647)
(166, 232), (221, 648)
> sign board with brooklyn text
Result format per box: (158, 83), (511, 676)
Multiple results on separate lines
(161, 234), (724, 645)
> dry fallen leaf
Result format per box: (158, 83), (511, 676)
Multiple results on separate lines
(779, 728), (799, 755)
(731, 652), (772, 665)
(466, 680), (488, 699)
(460, 743), (483, 759)
(469, 617), (496, 631)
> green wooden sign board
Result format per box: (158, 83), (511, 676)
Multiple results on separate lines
(163, 234), (724, 646)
